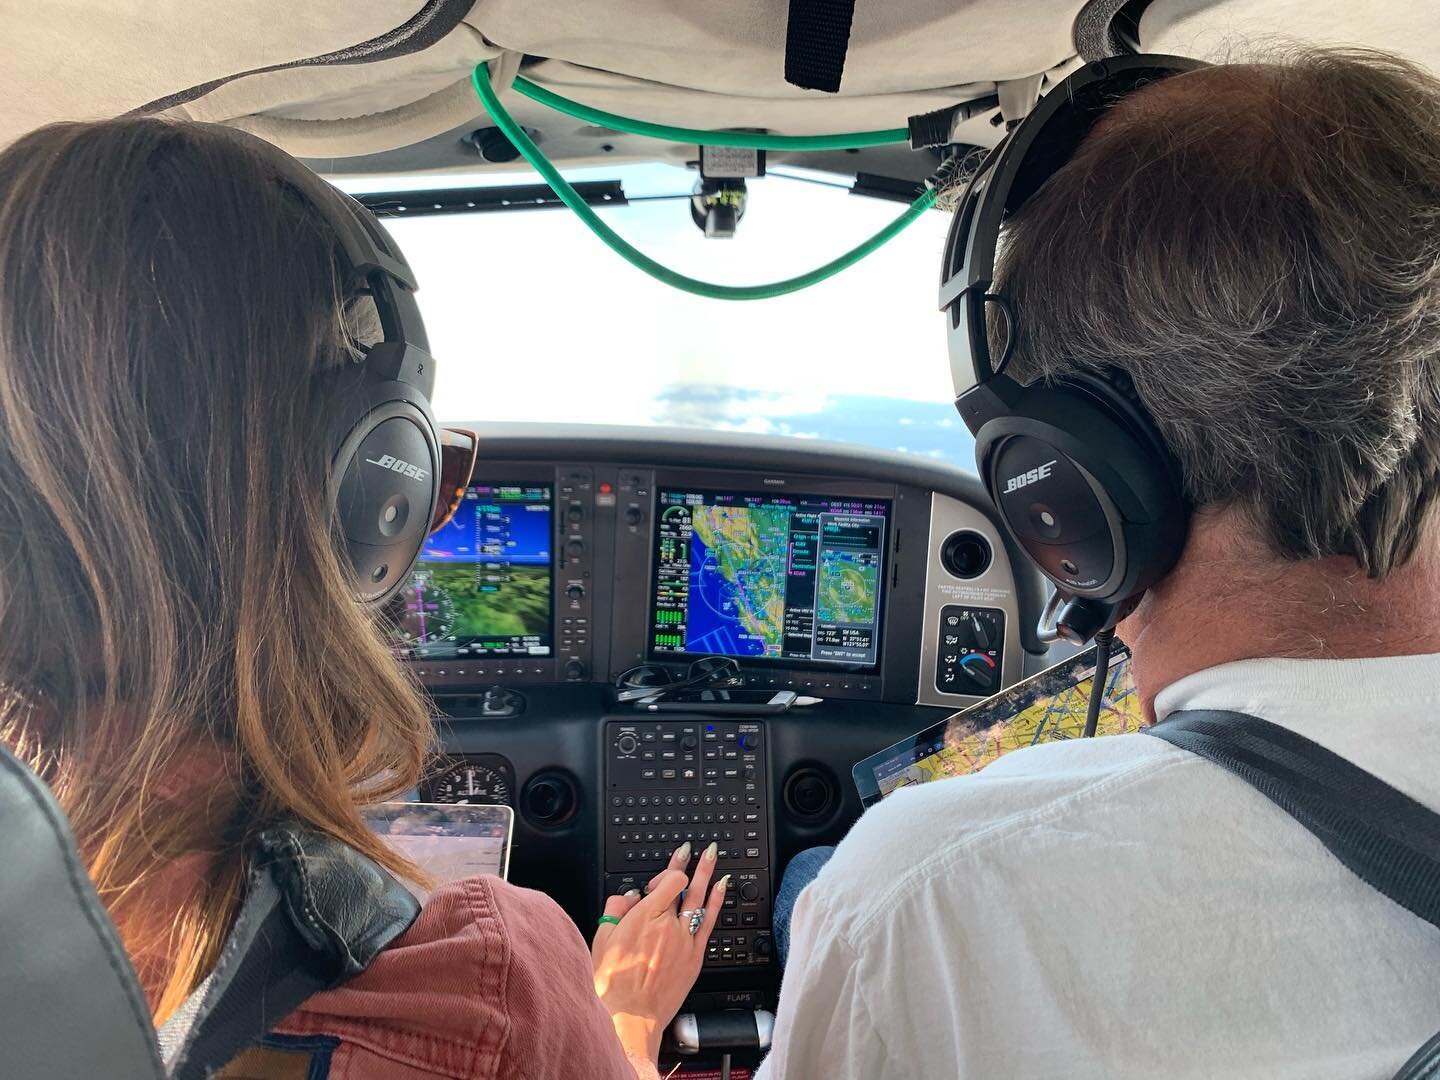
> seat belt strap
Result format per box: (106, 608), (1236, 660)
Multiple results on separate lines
(157, 824), (420, 1079)
(1148, 710), (1440, 1080)
(783, 0), (857, 93)
(160, 870), (329, 1080)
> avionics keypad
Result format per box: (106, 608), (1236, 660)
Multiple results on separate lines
(604, 720), (772, 967)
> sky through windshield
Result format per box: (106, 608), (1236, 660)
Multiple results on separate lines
(344, 163), (975, 469)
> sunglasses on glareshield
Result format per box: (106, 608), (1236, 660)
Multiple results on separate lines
(429, 428), (479, 533)
(612, 656), (745, 703)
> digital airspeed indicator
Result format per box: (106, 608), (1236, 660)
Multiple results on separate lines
(422, 757), (514, 806)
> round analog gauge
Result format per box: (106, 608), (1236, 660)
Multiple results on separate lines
(393, 573), (457, 647)
(427, 761), (512, 806)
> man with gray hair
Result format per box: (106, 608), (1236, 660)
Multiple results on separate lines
(756, 49), (1440, 1079)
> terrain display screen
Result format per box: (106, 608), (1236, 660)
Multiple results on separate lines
(393, 482), (553, 659)
(650, 489), (889, 668)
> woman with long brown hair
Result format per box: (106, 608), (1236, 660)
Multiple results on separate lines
(0, 116), (722, 1078)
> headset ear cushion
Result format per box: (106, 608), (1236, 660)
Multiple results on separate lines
(329, 395), (439, 605)
(974, 373), (1191, 605)
(1058, 367), (1183, 491)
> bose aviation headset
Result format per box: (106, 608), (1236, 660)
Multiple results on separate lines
(229, 129), (469, 606)
(940, 54), (1205, 645)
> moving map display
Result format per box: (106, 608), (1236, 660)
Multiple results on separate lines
(392, 482), (553, 659)
(853, 643), (1145, 805)
(651, 489), (889, 668)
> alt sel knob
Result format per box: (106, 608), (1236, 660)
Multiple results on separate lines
(739, 881), (761, 902)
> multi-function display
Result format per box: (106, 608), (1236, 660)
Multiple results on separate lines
(392, 482), (553, 659)
(650, 489), (889, 668)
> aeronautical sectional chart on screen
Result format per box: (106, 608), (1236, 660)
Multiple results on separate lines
(876, 654), (1146, 797)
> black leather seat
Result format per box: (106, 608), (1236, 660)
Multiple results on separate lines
(0, 743), (164, 1079)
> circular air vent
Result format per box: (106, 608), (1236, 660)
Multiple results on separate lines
(521, 770), (579, 829)
(783, 766), (839, 823)
(940, 530), (993, 580)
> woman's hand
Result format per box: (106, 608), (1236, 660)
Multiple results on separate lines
(592, 842), (729, 1063)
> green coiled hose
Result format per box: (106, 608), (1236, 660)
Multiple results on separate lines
(470, 62), (938, 301)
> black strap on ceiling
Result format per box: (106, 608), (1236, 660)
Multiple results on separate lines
(1148, 710), (1440, 1079)
(783, 0), (857, 93)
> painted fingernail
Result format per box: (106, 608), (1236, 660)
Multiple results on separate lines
(705, 841), (719, 861)
(675, 841), (692, 862)
(624, 889), (640, 898)
(716, 874), (731, 892)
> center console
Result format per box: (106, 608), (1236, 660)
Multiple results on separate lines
(394, 431), (1041, 1049)
(604, 718), (773, 969)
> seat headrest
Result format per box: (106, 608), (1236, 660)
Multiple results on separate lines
(0, 744), (163, 1079)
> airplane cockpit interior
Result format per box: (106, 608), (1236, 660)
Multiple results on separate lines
(4, 3), (1440, 1079)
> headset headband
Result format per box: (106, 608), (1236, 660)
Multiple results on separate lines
(216, 126), (434, 400)
(207, 128), (449, 605)
(939, 54), (1207, 404)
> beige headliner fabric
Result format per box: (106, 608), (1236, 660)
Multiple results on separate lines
(471, 0), (1082, 95)
(2, 0), (1438, 162)
(0, 0), (457, 147)
(2, 0), (1084, 158)
(1141, 0), (1440, 74)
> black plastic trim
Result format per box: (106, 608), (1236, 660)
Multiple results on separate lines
(360, 182), (629, 218)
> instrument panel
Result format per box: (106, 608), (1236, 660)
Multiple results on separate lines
(389, 427), (1044, 709)
(398, 427), (1050, 1016)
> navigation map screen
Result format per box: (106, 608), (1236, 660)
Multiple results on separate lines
(852, 643), (1144, 806)
(650, 489), (889, 668)
(392, 482), (553, 660)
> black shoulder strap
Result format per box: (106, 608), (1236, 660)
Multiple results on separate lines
(160, 824), (420, 1079)
(1148, 710), (1440, 1080)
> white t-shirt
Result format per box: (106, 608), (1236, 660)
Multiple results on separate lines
(756, 655), (1440, 1079)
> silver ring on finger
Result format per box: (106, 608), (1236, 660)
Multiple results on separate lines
(680, 907), (705, 935)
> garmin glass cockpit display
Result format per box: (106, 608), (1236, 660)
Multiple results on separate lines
(391, 482), (554, 660)
(649, 489), (890, 669)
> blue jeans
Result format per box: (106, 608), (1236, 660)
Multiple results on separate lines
(772, 846), (835, 968)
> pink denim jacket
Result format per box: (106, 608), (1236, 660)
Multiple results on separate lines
(233, 875), (639, 1079)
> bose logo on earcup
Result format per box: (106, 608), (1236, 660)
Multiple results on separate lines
(1002, 460), (1056, 494)
(364, 454), (430, 483)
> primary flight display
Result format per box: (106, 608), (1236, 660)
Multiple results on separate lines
(650, 489), (889, 668)
(392, 482), (554, 659)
